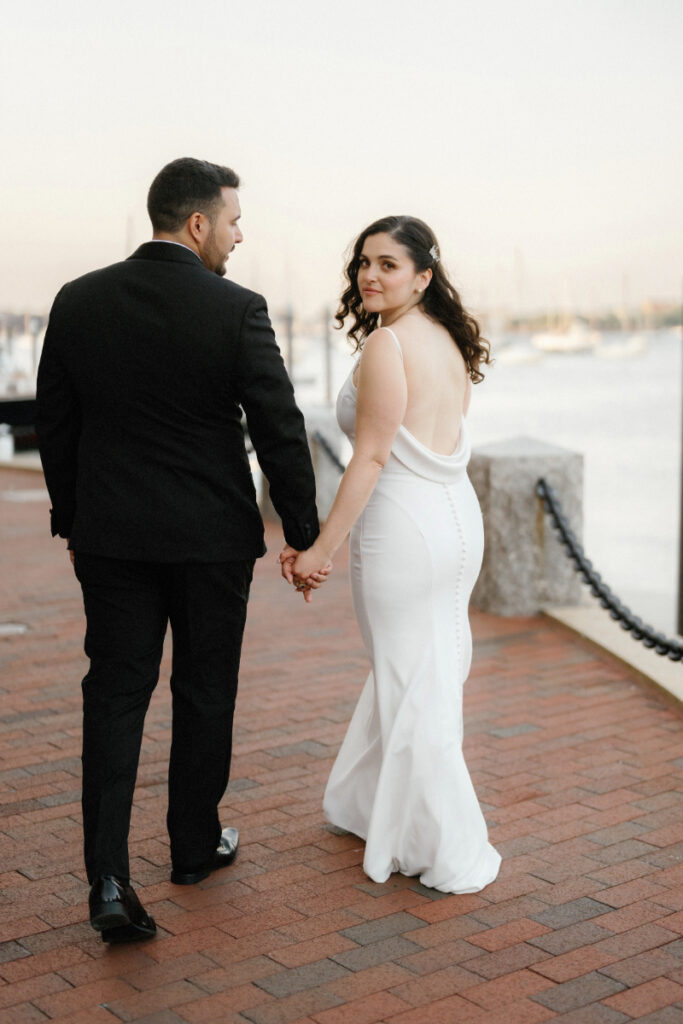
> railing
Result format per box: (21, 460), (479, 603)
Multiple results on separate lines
(537, 478), (683, 662)
(312, 430), (346, 474)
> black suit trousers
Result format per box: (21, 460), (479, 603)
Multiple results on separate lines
(74, 553), (254, 883)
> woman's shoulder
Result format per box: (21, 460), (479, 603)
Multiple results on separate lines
(356, 328), (407, 387)
(383, 310), (438, 343)
(362, 325), (404, 358)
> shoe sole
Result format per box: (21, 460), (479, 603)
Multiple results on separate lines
(102, 917), (157, 943)
(170, 849), (237, 886)
(90, 899), (131, 932)
(170, 863), (213, 885)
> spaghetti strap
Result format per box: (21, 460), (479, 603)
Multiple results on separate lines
(380, 326), (404, 362)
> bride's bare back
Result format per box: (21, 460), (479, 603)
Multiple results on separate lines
(371, 310), (471, 455)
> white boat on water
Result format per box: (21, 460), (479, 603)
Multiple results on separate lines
(495, 341), (544, 366)
(531, 319), (601, 354)
(596, 333), (646, 359)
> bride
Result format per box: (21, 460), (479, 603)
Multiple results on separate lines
(281, 215), (500, 893)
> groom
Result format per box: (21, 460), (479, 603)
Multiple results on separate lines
(36, 158), (319, 942)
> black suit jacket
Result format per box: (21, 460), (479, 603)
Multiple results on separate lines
(36, 242), (319, 561)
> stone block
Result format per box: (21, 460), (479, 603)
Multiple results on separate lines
(304, 405), (347, 521)
(469, 437), (583, 615)
(259, 405), (346, 525)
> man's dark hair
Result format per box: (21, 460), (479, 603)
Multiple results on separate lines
(147, 158), (240, 233)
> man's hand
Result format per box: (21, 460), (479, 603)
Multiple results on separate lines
(278, 545), (311, 601)
(66, 539), (74, 566)
(278, 545), (298, 584)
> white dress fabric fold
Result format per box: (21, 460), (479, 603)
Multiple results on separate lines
(323, 331), (501, 893)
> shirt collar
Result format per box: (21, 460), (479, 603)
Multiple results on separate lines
(148, 239), (202, 262)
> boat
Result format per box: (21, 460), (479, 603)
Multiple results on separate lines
(596, 333), (646, 359)
(531, 319), (601, 354)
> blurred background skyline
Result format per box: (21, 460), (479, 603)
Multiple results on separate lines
(1, 0), (682, 319)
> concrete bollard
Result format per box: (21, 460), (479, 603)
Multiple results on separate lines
(469, 437), (583, 616)
(302, 406), (347, 521)
(258, 406), (346, 525)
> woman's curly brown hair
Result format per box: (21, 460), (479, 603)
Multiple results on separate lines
(335, 215), (491, 383)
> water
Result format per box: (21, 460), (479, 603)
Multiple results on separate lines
(293, 327), (681, 636)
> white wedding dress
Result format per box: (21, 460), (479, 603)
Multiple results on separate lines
(323, 329), (500, 893)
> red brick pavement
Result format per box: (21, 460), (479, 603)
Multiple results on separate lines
(1, 466), (683, 1024)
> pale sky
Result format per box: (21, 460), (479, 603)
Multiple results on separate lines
(1, 0), (681, 317)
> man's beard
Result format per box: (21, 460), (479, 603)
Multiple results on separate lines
(206, 225), (227, 276)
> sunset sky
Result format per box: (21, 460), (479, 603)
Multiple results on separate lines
(2, 0), (681, 317)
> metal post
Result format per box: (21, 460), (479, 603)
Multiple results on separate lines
(323, 307), (332, 407)
(31, 319), (41, 379)
(678, 276), (683, 636)
(125, 213), (135, 257)
(284, 305), (294, 377)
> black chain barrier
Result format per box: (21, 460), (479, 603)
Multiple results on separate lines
(537, 478), (683, 662)
(306, 446), (682, 663)
(312, 431), (347, 474)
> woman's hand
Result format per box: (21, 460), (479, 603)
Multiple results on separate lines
(292, 543), (332, 583)
(292, 543), (333, 597)
(279, 543), (332, 602)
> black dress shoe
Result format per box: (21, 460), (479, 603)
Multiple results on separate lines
(170, 826), (239, 885)
(89, 875), (156, 942)
(101, 920), (157, 944)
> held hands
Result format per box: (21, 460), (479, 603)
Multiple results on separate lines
(279, 543), (332, 603)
